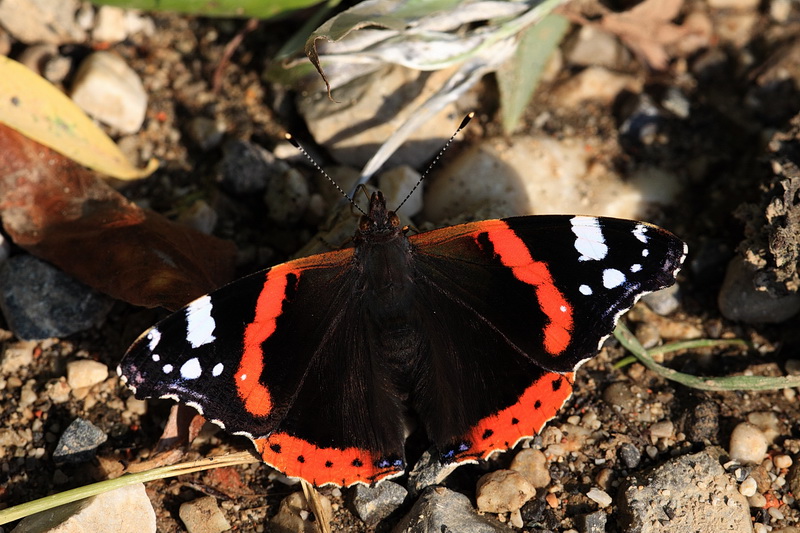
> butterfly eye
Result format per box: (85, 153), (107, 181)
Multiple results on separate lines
(359, 216), (372, 232)
(389, 213), (400, 228)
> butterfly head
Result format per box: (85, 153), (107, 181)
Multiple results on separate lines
(358, 191), (402, 238)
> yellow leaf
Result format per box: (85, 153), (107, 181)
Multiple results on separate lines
(0, 55), (157, 180)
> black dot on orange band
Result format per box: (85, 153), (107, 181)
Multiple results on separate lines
(297, 455), (305, 463)
(552, 377), (563, 391)
(534, 400), (542, 409)
(270, 443), (281, 453)
(511, 417), (519, 425)
(325, 460), (333, 468)
(352, 458), (363, 467)
(482, 429), (494, 439)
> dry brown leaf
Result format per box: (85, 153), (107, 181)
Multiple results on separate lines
(0, 123), (236, 311)
(566, 0), (709, 71)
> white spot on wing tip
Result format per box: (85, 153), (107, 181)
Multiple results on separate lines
(630, 263), (642, 273)
(579, 284), (593, 295)
(212, 363), (224, 377)
(162, 364), (174, 373)
(633, 224), (649, 243)
(570, 216), (608, 261)
(180, 357), (202, 380)
(602, 268), (626, 289)
(147, 328), (161, 351)
(186, 295), (217, 348)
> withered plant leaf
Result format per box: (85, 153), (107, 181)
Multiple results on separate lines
(0, 124), (236, 310)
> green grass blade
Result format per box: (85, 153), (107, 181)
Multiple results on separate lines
(614, 322), (800, 391)
(92, 0), (323, 18)
(0, 452), (258, 525)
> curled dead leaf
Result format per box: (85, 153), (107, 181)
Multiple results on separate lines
(0, 124), (235, 310)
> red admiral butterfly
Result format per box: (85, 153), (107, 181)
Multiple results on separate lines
(118, 132), (687, 487)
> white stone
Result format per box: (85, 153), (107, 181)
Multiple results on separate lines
(92, 6), (127, 43)
(66, 359), (109, 390)
(739, 476), (758, 497)
(475, 469), (535, 513)
(179, 496), (231, 533)
(12, 483), (155, 533)
(70, 51), (147, 134)
(378, 166), (423, 217)
(586, 487), (613, 507)
(729, 422), (768, 464)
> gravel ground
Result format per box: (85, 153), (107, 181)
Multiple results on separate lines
(1, 1), (800, 532)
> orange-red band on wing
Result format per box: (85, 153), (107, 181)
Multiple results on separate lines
(254, 433), (403, 487)
(235, 264), (298, 417)
(485, 225), (574, 355)
(456, 371), (574, 462)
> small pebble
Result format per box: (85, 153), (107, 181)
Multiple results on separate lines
(177, 200), (218, 235)
(351, 481), (407, 527)
(377, 166), (423, 217)
(269, 491), (332, 533)
(46, 379), (72, 404)
(619, 442), (642, 469)
(0, 340), (37, 373)
(586, 487), (612, 507)
(265, 169), (310, 224)
(739, 476), (758, 497)
(774, 454), (793, 470)
(642, 284), (681, 316)
(729, 422), (768, 464)
(649, 420), (674, 440)
(53, 417), (108, 464)
(92, 6), (127, 43)
(70, 51), (147, 134)
(475, 469), (535, 514)
(179, 496), (231, 533)
(748, 493), (767, 508)
(579, 510), (608, 533)
(545, 493), (560, 509)
(510, 448), (551, 488)
(66, 359), (109, 390)
(747, 411), (781, 443)
(186, 117), (226, 150)
(769, 507), (785, 521)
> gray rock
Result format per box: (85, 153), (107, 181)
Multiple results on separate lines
(641, 284), (681, 316)
(351, 480), (408, 527)
(297, 65), (459, 172)
(618, 442), (642, 469)
(265, 169), (310, 224)
(407, 448), (461, 495)
(217, 139), (288, 195)
(53, 418), (108, 464)
(718, 256), (800, 323)
(0, 255), (114, 341)
(566, 26), (628, 69)
(391, 486), (511, 533)
(578, 510), (607, 533)
(618, 448), (753, 533)
(70, 51), (148, 134)
(11, 483), (155, 533)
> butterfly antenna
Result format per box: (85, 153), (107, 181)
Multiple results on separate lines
(395, 112), (474, 212)
(285, 133), (367, 216)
